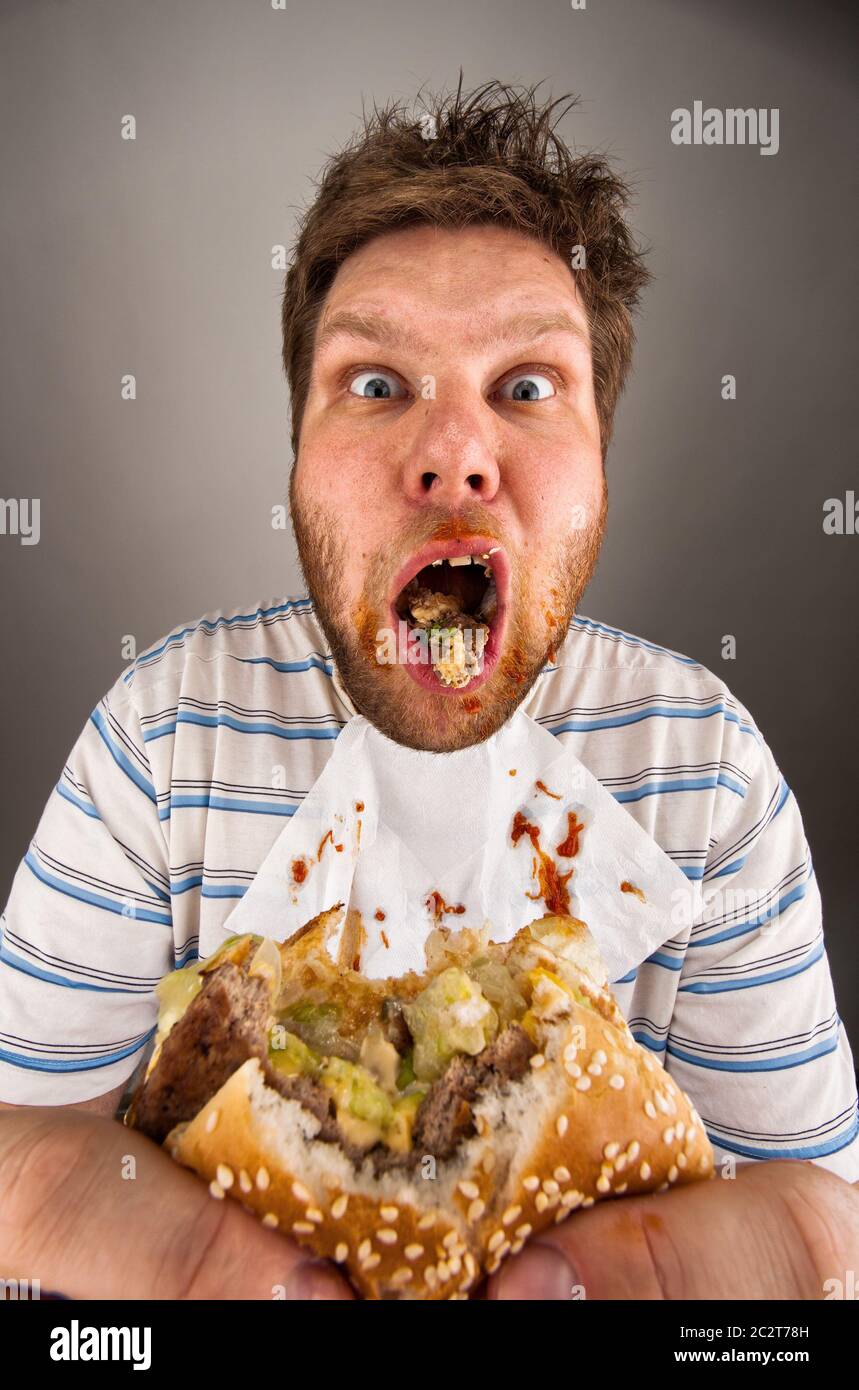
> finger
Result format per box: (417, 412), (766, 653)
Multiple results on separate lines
(0, 1108), (353, 1300)
(487, 1163), (821, 1300)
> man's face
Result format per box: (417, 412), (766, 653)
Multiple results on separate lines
(290, 223), (606, 751)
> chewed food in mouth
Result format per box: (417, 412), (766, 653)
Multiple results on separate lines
(395, 552), (498, 688)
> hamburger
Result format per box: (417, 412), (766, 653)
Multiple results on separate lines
(127, 905), (714, 1299)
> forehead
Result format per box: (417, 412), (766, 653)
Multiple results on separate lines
(317, 223), (591, 350)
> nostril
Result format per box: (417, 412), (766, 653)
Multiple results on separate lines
(467, 475), (483, 489)
(421, 472), (437, 491)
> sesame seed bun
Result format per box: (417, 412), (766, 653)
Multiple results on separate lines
(165, 977), (714, 1299)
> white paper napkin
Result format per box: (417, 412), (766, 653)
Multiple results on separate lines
(208, 711), (689, 986)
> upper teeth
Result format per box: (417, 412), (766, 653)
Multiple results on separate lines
(429, 549), (498, 568)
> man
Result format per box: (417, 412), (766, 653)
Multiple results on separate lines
(1, 80), (857, 1301)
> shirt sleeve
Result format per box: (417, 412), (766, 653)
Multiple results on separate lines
(0, 670), (174, 1104)
(666, 726), (859, 1184)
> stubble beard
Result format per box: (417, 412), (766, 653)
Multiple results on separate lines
(289, 472), (606, 751)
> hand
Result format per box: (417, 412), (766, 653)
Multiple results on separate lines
(0, 1107), (353, 1299)
(486, 1159), (859, 1300)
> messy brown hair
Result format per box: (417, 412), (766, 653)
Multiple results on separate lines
(281, 77), (651, 459)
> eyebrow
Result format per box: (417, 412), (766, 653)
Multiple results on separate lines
(314, 307), (591, 359)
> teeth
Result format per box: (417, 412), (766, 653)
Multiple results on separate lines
(430, 558), (443, 566)
(447, 555), (472, 567)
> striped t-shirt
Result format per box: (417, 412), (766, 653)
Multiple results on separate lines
(1, 597), (857, 1182)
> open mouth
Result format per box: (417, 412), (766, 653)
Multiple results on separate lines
(388, 538), (509, 695)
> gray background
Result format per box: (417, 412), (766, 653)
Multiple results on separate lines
(1, 0), (856, 1036)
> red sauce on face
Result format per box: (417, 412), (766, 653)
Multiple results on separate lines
(355, 801), (364, 812)
(511, 811), (573, 915)
(509, 768), (517, 776)
(317, 829), (334, 860)
(291, 858), (308, 884)
(556, 811), (585, 858)
(426, 890), (467, 922)
(374, 908), (386, 921)
(460, 696), (481, 714)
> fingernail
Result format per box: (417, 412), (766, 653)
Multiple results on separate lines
(283, 1259), (351, 1300)
(490, 1244), (576, 1300)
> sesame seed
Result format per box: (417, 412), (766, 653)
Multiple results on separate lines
(208, 1180), (225, 1201)
(496, 1240), (511, 1260)
(594, 1049), (607, 1066)
(449, 1256), (462, 1276)
(515, 1223), (533, 1239)
(668, 1165), (679, 1183)
(626, 1140), (640, 1161)
(556, 1114), (569, 1138)
(614, 1154), (627, 1172)
(334, 1242), (348, 1263)
(292, 1221), (314, 1235)
(582, 1197), (595, 1208)
(615, 1182), (628, 1194)
(468, 1198), (485, 1223)
(596, 1175), (611, 1194)
(458, 1180), (480, 1200)
(644, 1100), (657, 1120)
(256, 1166), (270, 1192)
(639, 1161), (652, 1181)
(699, 1155), (709, 1172)
(436, 1260), (451, 1281)
(424, 1266), (438, 1289)
(565, 1061), (582, 1079)
(686, 1126), (697, 1145)
(575, 1076), (592, 1092)
(464, 1253), (477, 1277)
(561, 1190), (583, 1209)
(529, 1053), (546, 1069)
(261, 1212), (279, 1229)
(656, 1092), (670, 1114)
(603, 1141), (620, 1160)
(377, 1228), (398, 1244)
(292, 1180), (312, 1204)
(331, 1194), (348, 1219)
(418, 1212), (436, 1230)
(205, 1109), (219, 1134)
(485, 1255), (501, 1275)
(380, 1204), (398, 1222)
(609, 1074), (625, 1090)
(675, 1121), (685, 1140)
(239, 1169), (253, 1194)
(216, 1164), (234, 1190)
(677, 1152), (687, 1169)
(361, 1253), (381, 1272)
(542, 1179), (560, 1196)
(306, 1207), (323, 1224)
(601, 1162), (614, 1178)
(523, 1175), (540, 1191)
(563, 1043), (578, 1062)
(662, 1126), (674, 1145)
(554, 1209), (568, 1225)
(535, 1192), (550, 1213)
(358, 1238), (372, 1261)
(405, 1243), (425, 1261)
(443, 1230), (460, 1251)
(587, 1063), (603, 1076)
(488, 1229), (506, 1252)
(554, 1166), (571, 1184)
(391, 1267), (413, 1287)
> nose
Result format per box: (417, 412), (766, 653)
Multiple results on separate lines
(400, 398), (501, 507)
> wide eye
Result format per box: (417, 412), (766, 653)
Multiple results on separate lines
(497, 373), (556, 403)
(348, 370), (407, 400)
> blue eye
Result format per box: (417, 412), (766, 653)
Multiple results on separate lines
(349, 371), (406, 400)
(498, 374), (556, 402)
